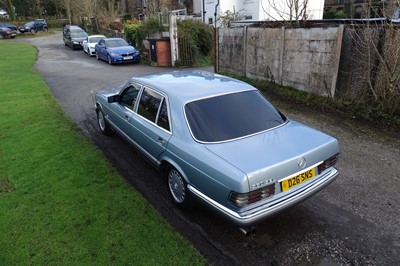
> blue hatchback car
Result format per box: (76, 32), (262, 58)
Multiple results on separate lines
(95, 38), (140, 65)
(94, 71), (340, 233)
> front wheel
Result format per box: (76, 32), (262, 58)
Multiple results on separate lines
(96, 52), (100, 60)
(30, 29), (35, 34)
(166, 166), (195, 210)
(107, 55), (113, 65)
(97, 108), (113, 136)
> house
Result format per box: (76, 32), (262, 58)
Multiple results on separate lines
(198, 0), (325, 27)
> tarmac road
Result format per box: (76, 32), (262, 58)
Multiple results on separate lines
(20, 32), (400, 265)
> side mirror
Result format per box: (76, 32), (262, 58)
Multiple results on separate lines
(107, 95), (118, 103)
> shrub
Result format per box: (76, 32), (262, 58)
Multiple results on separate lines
(124, 22), (144, 48)
(177, 20), (213, 57)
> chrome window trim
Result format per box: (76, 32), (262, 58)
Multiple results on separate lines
(118, 83), (172, 135)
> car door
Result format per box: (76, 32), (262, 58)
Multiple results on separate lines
(97, 39), (106, 59)
(83, 37), (88, 51)
(130, 87), (172, 163)
(106, 83), (142, 137)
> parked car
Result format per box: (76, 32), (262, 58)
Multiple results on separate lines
(94, 70), (340, 231)
(0, 22), (18, 32)
(63, 25), (88, 50)
(82, 35), (106, 56)
(19, 20), (48, 33)
(0, 27), (17, 39)
(0, 8), (8, 19)
(95, 38), (140, 65)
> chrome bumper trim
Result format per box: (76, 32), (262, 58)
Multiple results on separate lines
(188, 168), (339, 226)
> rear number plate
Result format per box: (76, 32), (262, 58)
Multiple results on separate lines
(281, 168), (316, 192)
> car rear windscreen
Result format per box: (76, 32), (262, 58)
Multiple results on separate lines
(185, 90), (286, 142)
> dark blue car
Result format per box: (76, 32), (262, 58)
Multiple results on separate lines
(19, 20), (48, 33)
(95, 38), (140, 65)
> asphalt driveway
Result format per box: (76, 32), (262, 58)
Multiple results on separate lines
(20, 32), (400, 265)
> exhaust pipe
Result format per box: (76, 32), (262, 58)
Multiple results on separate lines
(239, 226), (256, 237)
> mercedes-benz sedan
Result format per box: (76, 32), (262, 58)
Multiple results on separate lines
(94, 71), (340, 228)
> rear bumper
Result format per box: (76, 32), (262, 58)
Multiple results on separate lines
(188, 167), (339, 226)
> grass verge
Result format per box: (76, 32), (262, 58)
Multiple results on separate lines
(0, 41), (205, 265)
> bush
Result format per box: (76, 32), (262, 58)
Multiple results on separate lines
(177, 20), (213, 56)
(124, 22), (144, 48)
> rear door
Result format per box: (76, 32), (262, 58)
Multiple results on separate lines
(129, 87), (171, 164)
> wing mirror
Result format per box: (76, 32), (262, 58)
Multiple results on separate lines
(107, 95), (118, 103)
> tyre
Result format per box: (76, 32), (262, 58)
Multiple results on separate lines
(30, 29), (35, 34)
(44, 27), (48, 32)
(96, 53), (100, 60)
(97, 108), (113, 136)
(107, 55), (113, 65)
(166, 166), (195, 210)
(86, 48), (90, 56)
(0, 34), (4, 40)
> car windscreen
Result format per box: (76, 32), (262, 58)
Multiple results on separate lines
(24, 22), (34, 27)
(105, 39), (129, 47)
(89, 37), (104, 43)
(185, 90), (287, 142)
(71, 31), (88, 38)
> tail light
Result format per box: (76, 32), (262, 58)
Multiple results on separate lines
(318, 153), (339, 174)
(229, 184), (275, 208)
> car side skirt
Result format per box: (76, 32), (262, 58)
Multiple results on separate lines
(188, 167), (339, 226)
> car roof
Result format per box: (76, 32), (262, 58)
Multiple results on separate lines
(88, 35), (105, 38)
(104, 37), (124, 41)
(131, 70), (255, 103)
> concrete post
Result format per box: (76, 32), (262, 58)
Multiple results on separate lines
(279, 26), (286, 85)
(170, 14), (178, 66)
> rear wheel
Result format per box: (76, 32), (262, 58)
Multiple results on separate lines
(97, 108), (113, 136)
(44, 27), (48, 32)
(166, 166), (195, 210)
(0, 34), (4, 40)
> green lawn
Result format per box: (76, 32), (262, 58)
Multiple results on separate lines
(0, 41), (205, 265)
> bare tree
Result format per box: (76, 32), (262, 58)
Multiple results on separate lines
(262, 0), (309, 26)
(58, 0), (75, 24)
(344, 0), (400, 114)
(6, 0), (15, 20)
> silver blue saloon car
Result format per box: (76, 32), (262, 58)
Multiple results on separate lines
(95, 70), (339, 227)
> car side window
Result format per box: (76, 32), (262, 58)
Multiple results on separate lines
(157, 99), (170, 131)
(137, 88), (163, 123)
(119, 84), (142, 110)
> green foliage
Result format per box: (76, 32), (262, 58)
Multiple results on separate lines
(122, 13), (132, 22)
(124, 22), (144, 48)
(178, 20), (213, 57)
(323, 11), (336, 19)
(0, 41), (205, 265)
(143, 16), (162, 36)
(335, 11), (348, 19)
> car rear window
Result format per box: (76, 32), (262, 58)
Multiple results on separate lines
(185, 90), (286, 142)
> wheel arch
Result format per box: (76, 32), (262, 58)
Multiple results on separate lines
(159, 158), (191, 186)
